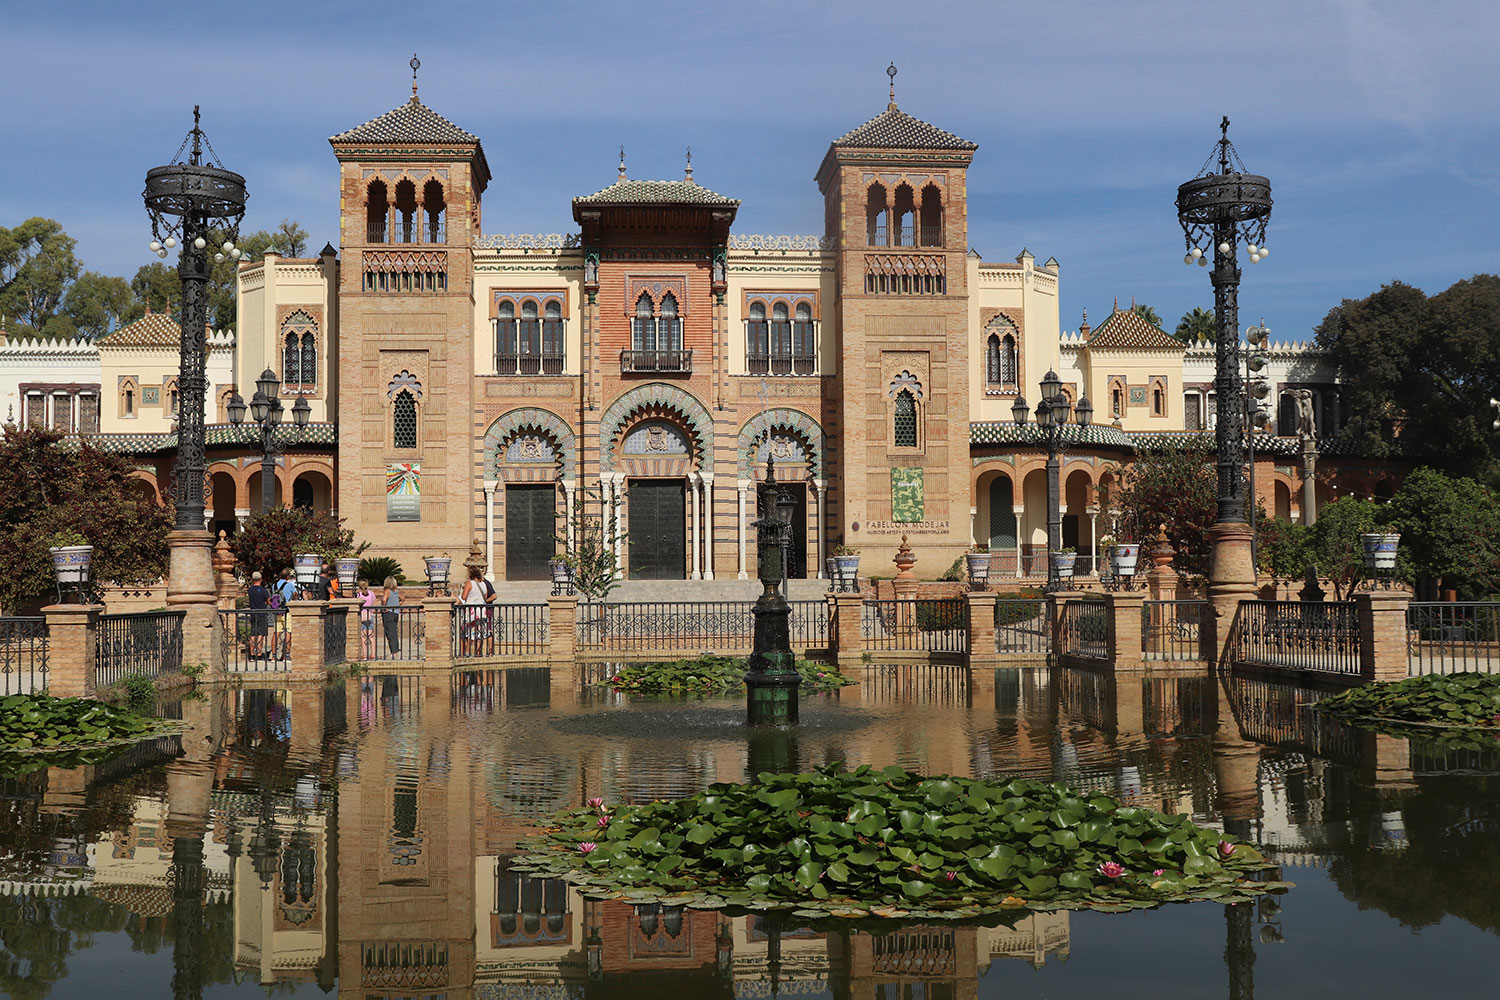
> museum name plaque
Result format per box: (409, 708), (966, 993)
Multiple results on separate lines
(862, 520), (951, 535)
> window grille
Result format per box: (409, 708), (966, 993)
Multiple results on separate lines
(300, 333), (317, 390)
(893, 389), (917, 447)
(284, 333), (301, 386)
(393, 390), (417, 449)
(659, 294), (681, 351)
(633, 293), (656, 351)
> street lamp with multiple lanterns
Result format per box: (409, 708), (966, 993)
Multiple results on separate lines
(1010, 370), (1093, 593)
(1244, 320), (1273, 566)
(227, 369), (311, 514)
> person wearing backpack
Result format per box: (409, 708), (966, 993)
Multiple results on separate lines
(272, 568), (297, 659)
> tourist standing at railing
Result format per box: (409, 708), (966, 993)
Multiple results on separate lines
(274, 569), (297, 659)
(357, 579), (376, 659)
(458, 566), (488, 656)
(247, 571), (270, 660)
(381, 576), (402, 655)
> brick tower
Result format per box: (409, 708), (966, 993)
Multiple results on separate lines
(816, 66), (977, 570)
(329, 72), (490, 570)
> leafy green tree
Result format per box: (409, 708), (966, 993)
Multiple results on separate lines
(1256, 515), (1312, 585)
(272, 219), (310, 257)
(229, 506), (363, 580)
(1131, 303), (1163, 328)
(1384, 467), (1500, 599)
(61, 271), (133, 339)
(1106, 444), (1218, 577)
(1175, 306), (1216, 344)
(1307, 496), (1382, 598)
(557, 482), (624, 599)
(0, 218), (81, 336)
(0, 428), (170, 612)
(127, 261), (181, 322)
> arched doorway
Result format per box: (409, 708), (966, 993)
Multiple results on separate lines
(985, 475), (1017, 576)
(209, 470), (237, 538)
(292, 470), (333, 512)
(1064, 469), (1094, 574)
(247, 470), (282, 514)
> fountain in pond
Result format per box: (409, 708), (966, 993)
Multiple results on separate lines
(744, 454), (801, 728)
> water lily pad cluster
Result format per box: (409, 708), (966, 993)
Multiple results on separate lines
(0, 694), (179, 756)
(1319, 673), (1500, 731)
(603, 655), (854, 695)
(515, 764), (1289, 919)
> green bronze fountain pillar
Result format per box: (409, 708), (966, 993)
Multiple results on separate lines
(745, 456), (801, 726)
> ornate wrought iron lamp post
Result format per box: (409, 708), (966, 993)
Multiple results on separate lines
(1011, 371), (1092, 592)
(1244, 320), (1272, 568)
(1176, 118), (1271, 610)
(144, 107), (246, 623)
(227, 369), (310, 514)
(744, 455), (801, 726)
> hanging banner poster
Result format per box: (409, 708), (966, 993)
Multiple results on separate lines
(386, 462), (420, 522)
(891, 467), (925, 523)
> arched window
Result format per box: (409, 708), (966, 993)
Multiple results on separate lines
(747, 301), (768, 373)
(986, 334), (1002, 384)
(169, 386), (179, 416)
(893, 389), (917, 447)
(542, 300), (563, 373)
(366, 179), (388, 243)
(793, 302), (815, 374)
(659, 293), (681, 353)
(519, 300), (540, 373)
(770, 302), (791, 374)
(1001, 334), (1018, 385)
(919, 184), (943, 246)
(633, 292), (655, 352)
(284, 332), (301, 386)
(496, 300), (517, 372)
(394, 179), (417, 243)
(1112, 387), (1123, 417)
(866, 183), (889, 245)
(121, 380), (136, 418)
(422, 179), (446, 243)
(393, 389), (417, 449)
(300, 332), (316, 390)
(893, 184), (916, 246)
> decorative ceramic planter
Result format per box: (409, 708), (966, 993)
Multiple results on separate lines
(294, 552), (321, 587)
(335, 556), (360, 591)
(965, 552), (991, 589)
(50, 545), (93, 585)
(549, 558), (575, 596)
(423, 555), (452, 588)
(833, 555), (860, 592)
(1360, 533), (1400, 572)
(1050, 551), (1077, 579)
(1111, 543), (1141, 578)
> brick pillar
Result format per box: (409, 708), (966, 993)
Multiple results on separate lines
(287, 602), (327, 681)
(1356, 590), (1411, 683)
(1105, 592), (1145, 671)
(42, 604), (102, 698)
(548, 595), (578, 662)
(891, 576), (918, 602)
(965, 591), (998, 666)
(422, 597), (453, 669)
(831, 593), (865, 667)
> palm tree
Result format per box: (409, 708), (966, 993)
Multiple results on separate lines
(1131, 303), (1163, 328)
(1175, 306), (1216, 344)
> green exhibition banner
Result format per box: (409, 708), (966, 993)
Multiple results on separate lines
(891, 467), (924, 522)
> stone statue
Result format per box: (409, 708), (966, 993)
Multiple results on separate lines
(584, 252), (598, 284)
(712, 255), (726, 284)
(1293, 389), (1317, 440)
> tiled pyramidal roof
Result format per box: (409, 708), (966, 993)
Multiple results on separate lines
(1086, 309), (1186, 351)
(832, 108), (977, 151)
(574, 178), (740, 207)
(330, 96), (480, 144)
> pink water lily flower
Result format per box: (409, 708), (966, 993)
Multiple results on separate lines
(1153, 869), (1166, 876)
(1217, 840), (1236, 858)
(1097, 861), (1125, 879)
(586, 797), (605, 809)
(577, 842), (597, 854)
(945, 871), (958, 882)
(596, 815), (610, 828)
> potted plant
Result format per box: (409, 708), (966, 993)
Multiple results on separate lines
(422, 553), (452, 589)
(1359, 532), (1400, 573)
(1050, 547), (1077, 580)
(49, 530), (93, 586)
(334, 556), (360, 592)
(831, 544), (860, 592)
(294, 552), (321, 587)
(1111, 539), (1141, 578)
(549, 556), (576, 596)
(965, 544), (991, 589)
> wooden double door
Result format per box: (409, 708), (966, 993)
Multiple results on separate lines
(505, 484), (556, 581)
(627, 479), (686, 580)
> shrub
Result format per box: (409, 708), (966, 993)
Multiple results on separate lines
(915, 600), (966, 631)
(230, 506), (363, 580)
(359, 556), (405, 585)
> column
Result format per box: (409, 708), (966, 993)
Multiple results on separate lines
(563, 479), (577, 551)
(813, 478), (827, 579)
(611, 474), (626, 578)
(483, 481), (497, 578)
(1012, 505), (1026, 578)
(689, 473), (701, 580)
(737, 480), (749, 580)
(1087, 507), (1100, 576)
(702, 474), (714, 580)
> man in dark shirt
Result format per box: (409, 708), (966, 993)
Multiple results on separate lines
(313, 564), (336, 602)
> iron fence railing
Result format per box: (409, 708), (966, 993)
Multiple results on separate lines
(324, 607), (348, 667)
(452, 604), (549, 658)
(577, 601), (756, 653)
(494, 352), (565, 376)
(1220, 674), (1364, 766)
(1142, 600), (1210, 661)
(861, 599), (969, 653)
(994, 597), (1051, 655)
(219, 610), (289, 673)
(1235, 600), (1360, 675)
(619, 349), (692, 374)
(95, 610), (185, 687)
(369, 605), (425, 662)
(788, 600), (829, 648)
(1407, 602), (1500, 675)
(0, 617), (48, 695)
(1142, 675), (1217, 737)
(1058, 599), (1107, 659)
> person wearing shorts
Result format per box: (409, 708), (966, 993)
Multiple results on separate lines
(357, 578), (376, 659)
(273, 568), (297, 659)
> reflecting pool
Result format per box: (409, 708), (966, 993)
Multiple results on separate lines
(1, 665), (1497, 998)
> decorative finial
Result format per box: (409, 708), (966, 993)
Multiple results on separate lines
(685, 146), (693, 182)
(887, 62), (898, 110)
(1113, 295), (1118, 312)
(189, 105), (203, 165)
(1081, 308), (1088, 323)
(618, 145), (627, 180)
(1218, 115), (1231, 173)
(410, 54), (420, 99)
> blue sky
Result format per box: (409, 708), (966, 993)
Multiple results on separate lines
(5, 0), (1497, 340)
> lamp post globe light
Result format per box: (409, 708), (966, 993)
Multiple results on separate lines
(1176, 117), (1271, 610)
(144, 106), (246, 626)
(227, 369), (311, 514)
(1011, 371), (1092, 593)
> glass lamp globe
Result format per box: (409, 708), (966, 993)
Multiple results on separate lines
(1218, 241), (1231, 254)
(193, 236), (206, 249)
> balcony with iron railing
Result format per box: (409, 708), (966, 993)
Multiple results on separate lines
(747, 352), (817, 376)
(621, 349), (692, 374)
(366, 221), (446, 245)
(495, 352), (566, 376)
